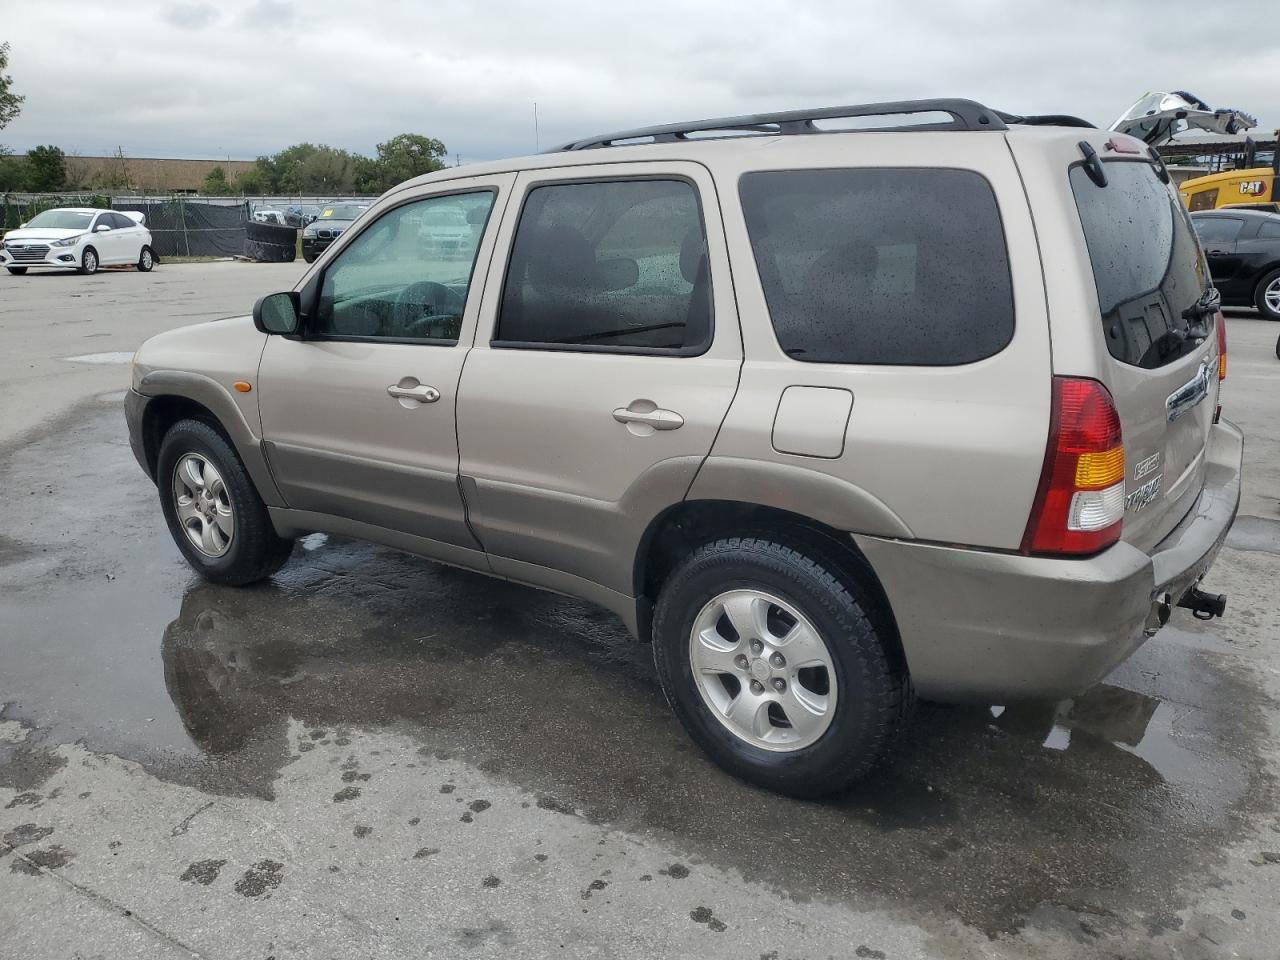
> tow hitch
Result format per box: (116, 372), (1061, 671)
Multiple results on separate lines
(1178, 585), (1228, 620)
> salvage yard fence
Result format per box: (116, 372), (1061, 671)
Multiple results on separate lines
(2, 193), (376, 259)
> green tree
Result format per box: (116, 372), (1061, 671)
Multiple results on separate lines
(235, 165), (268, 194)
(0, 146), (26, 191)
(373, 133), (446, 189)
(0, 42), (23, 132)
(201, 165), (234, 195)
(294, 146), (355, 192)
(352, 154), (383, 195)
(25, 145), (66, 191)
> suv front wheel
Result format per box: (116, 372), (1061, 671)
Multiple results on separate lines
(651, 537), (910, 798)
(157, 419), (295, 585)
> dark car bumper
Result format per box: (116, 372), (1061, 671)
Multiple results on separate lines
(301, 236), (338, 259)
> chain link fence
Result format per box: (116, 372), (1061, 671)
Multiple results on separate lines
(2, 193), (376, 258)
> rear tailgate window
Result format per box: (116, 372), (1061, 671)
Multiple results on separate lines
(1070, 160), (1209, 368)
(739, 168), (1014, 365)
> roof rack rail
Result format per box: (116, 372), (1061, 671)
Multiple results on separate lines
(550, 98), (1008, 152)
(996, 110), (1095, 130)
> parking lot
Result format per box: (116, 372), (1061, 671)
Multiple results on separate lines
(1, 261), (1279, 959)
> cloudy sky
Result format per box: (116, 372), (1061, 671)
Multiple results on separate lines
(4, 0), (1280, 163)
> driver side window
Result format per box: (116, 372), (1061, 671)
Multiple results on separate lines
(315, 190), (495, 344)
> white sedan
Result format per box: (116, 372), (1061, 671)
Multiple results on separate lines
(0, 207), (155, 276)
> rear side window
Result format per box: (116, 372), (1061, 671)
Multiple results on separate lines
(495, 179), (710, 353)
(738, 168), (1014, 365)
(1192, 217), (1244, 243)
(1259, 219), (1280, 239)
(1071, 160), (1208, 369)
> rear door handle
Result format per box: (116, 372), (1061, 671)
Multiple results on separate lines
(387, 381), (440, 403)
(612, 403), (684, 431)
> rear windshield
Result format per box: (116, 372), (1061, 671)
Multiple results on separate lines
(1070, 160), (1210, 369)
(738, 168), (1014, 365)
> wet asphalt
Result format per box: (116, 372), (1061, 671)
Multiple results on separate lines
(1, 266), (1279, 959)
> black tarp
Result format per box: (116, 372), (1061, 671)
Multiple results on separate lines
(111, 199), (250, 257)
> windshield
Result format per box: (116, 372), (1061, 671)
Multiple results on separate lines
(318, 205), (365, 221)
(24, 210), (96, 230)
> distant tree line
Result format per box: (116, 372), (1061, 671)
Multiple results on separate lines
(213, 134), (449, 195)
(0, 135), (448, 196)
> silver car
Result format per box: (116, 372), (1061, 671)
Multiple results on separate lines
(126, 99), (1241, 797)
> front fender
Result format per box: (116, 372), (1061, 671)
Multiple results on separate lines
(136, 370), (286, 507)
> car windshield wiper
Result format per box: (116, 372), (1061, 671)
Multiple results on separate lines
(1181, 287), (1220, 340)
(553, 321), (683, 344)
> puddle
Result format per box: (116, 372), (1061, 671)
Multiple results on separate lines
(60, 351), (134, 364)
(0, 404), (1273, 937)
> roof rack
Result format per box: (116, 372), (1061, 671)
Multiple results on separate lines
(995, 110), (1095, 130)
(551, 98), (1009, 152)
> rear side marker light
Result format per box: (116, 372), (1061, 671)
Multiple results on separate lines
(1022, 377), (1125, 556)
(1216, 310), (1227, 381)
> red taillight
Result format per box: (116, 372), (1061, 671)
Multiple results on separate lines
(1021, 377), (1125, 556)
(1215, 310), (1226, 422)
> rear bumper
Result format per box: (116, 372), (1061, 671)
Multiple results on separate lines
(855, 418), (1243, 702)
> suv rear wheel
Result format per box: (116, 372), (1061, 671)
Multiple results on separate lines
(157, 419), (294, 585)
(651, 537), (909, 798)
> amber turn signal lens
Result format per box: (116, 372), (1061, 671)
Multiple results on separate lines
(233, 381), (252, 393)
(1074, 447), (1125, 489)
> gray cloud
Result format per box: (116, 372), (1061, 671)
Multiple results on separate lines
(3, 0), (1279, 163)
(164, 3), (220, 30)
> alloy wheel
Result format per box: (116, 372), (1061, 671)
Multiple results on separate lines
(689, 589), (837, 751)
(172, 453), (235, 557)
(1265, 277), (1280, 316)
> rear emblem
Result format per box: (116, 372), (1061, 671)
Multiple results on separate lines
(1133, 452), (1160, 481)
(1126, 475), (1162, 513)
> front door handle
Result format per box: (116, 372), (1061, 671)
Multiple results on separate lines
(613, 401), (684, 432)
(387, 380), (440, 404)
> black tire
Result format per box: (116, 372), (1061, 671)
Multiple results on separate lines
(78, 247), (99, 275)
(157, 419), (294, 586)
(651, 537), (910, 798)
(1254, 267), (1280, 321)
(137, 245), (155, 272)
(302, 250), (316, 264)
(5, 266), (26, 276)
(242, 238), (296, 263)
(1275, 333), (1280, 361)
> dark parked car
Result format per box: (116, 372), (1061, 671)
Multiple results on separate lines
(301, 203), (368, 263)
(1190, 209), (1280, 321)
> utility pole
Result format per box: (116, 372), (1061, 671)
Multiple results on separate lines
(533, 101), (540, 153)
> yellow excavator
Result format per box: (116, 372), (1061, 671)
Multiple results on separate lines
(1109, 92), (1276, 211)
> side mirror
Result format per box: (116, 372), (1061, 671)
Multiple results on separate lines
(95, 223), (112, 232)
(253, 291), (301, 335)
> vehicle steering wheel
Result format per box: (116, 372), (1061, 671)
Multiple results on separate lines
(393, 281), (462, 337)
